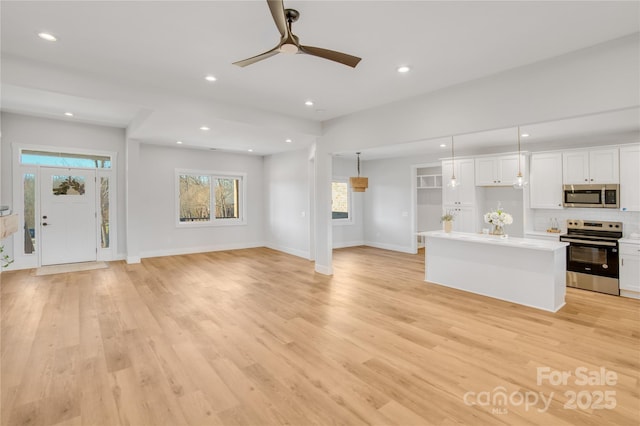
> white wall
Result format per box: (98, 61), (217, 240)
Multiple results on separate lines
(531, 209), (640, 237)
(0, 112), (127, 262)
(321, 35), (639, 153)
(263, 148), (312, 258)
(362, 154), (441, 253)
(479, 187), (525, 237)
(136, 144), (264, 258)
(332, 157), (364, 248)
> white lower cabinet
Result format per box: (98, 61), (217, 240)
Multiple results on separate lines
(620, 242), (640, 298)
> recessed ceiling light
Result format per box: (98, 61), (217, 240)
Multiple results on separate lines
(285, 139), (292, 143)
(248, 149), (253, 152)
(38, 32), (57, 42)
(64, 112), (74, 117)
(521, 133), (530, 137)
(204, 75), (217, 82)
(440, 143), (446, 148)
(397, 65), (410, 73)
(176, 140), (183, 144)
(304, 100), (314, 106)
(200, 126), (210, 131)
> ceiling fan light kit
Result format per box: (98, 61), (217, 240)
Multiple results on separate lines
(233, 0), (361, 68)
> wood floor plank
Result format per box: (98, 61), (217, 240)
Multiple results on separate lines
(1, 246), (639, 425)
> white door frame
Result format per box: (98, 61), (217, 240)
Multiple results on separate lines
(11, 143), (118, 269)
(411, 161), (442, 254)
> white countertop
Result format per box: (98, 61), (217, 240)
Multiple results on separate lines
(524, 230), (563, 238)
(420, 230), (568, 251)
(620, 238), (640, 245)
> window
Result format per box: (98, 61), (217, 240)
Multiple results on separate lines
(52, 175), (86, 195)
(23, 173), (36, 254)
(21, 149), (111, 168)
(100, 177), (110, 248)
(332, 179), (351, 221)
(177, 170), (245, 226)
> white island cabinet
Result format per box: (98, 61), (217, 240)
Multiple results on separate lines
(421, 231), (568, 312)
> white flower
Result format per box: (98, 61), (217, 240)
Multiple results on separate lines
(484, 207), (513, 227)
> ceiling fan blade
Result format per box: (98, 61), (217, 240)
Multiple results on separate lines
(299, 45), (362, 68)
(267, 0), (288, 38)
(233, 45), (280, 67)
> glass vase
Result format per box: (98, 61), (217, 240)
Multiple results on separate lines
(492, 224), (504, 235)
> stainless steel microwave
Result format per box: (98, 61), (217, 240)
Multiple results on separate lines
(563, 184), (619, 208)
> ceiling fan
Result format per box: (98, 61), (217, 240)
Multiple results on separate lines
(233, 0), (362, 68)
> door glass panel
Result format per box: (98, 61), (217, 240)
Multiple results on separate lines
(570, 246), (606, 264)
(52, 176), (86, 196)
(23, 173), (36, 254)
(100, 177), (110, 248)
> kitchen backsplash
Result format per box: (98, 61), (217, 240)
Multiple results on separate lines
(532, 209), (640, 236)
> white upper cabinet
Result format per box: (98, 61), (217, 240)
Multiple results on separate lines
(589, 149), (620, 184)
(442, 159), (476, 206)
(475, 155), (521, 186)
(530, 152), (564, 209)
(619, 144), (640, 212)
(563, 148), (619, 184)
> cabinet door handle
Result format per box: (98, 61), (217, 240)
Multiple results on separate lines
(622, 259), (624, 266)
(584, 179), (588, 182)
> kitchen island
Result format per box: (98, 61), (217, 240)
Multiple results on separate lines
(420, 231), (569, 312)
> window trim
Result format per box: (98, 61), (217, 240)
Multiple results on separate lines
(332, 177), (353, 225)
(175, 169), (247, 228)
(19, 146), (114, 169)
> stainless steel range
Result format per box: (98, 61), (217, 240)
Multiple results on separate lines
(560, 220), (622, 295)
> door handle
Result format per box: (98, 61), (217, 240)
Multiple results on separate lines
(42, 222), (49, 226)
(42, 215), (47, 219)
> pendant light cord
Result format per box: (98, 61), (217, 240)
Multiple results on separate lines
(517, 126), (522, 176)
(451, 136), (456, 179)
(356, 152), (361, 177)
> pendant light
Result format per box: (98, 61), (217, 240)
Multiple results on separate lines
(513, 126), (527, 189)
(448, 136), (459, 188)
(349, 152), (368, 192)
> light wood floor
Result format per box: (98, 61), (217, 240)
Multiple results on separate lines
(1, 247), (639, 426)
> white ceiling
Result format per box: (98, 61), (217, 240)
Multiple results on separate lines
(1, 1), (639, 156)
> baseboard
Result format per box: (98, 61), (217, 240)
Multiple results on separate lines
(363, 241), (415, 254)
(315, 263), (333, 275)
(332, 240), (365, 249)
(620, 290), (640, 299)
(126, 256), (141, 264)
(139, 242), (265, 259)
(265, 244), (311, 260)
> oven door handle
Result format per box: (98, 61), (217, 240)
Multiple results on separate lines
(560, 238), (617, 247)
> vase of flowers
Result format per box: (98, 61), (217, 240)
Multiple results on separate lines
(484, 206), (513, 236)
(441, 210), (455, 233)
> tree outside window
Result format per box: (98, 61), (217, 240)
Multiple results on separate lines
(332, 180), (350, 220)
(177, 171), (244, 225)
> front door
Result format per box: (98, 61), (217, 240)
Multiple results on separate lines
(40, 167), (97, 265)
